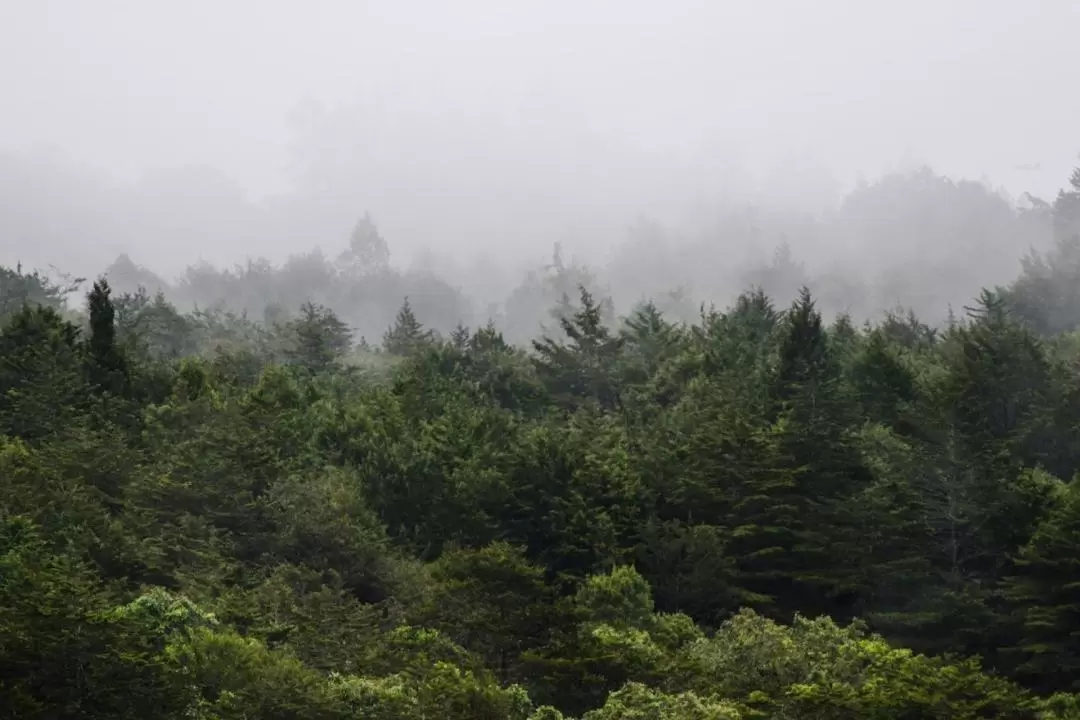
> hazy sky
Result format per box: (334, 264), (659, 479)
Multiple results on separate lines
(1, 0), (1078, 271)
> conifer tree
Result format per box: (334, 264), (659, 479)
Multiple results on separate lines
(533, 286), (624, 410)
(383, 297), (433, 356)
(851, 328), (917, 429)
(618, 301), (681, 387)
(0, 305), (88, 439)
(1005, 478), (1080, 692)
(449, 323), (470, 351)
(285, 301), (352, 373)
(769, 287), (872, 619)
(85, 278), (128, 395)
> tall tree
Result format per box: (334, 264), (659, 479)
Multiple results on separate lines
(533, 286), (624, 411)
(769, 288), (872, 619)
(383, 297), (433, 356)
(285, 301), (352, 373)
(1005, 477), (1080, 692)
(85, 278), (128, 395)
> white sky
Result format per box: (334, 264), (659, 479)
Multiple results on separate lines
(0, 0), (1077, 271)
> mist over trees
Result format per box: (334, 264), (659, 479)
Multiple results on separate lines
(2, 158), (1080, 717)
(1, 143), (1061, 348)
(3, 1), (1080, 713)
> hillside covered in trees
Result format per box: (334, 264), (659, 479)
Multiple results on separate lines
(4, 164), (1080, 718)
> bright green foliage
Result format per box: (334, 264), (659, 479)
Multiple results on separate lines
(525, 566), (674, 715)
(574, 565), (656, 631)
(330, 662), (534, 720)
(164, 625), (341, 719)
(582, 683), (745, 720)
(689, 609), (1037, 719)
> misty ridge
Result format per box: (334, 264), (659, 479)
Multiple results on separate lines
(1, 0), (1078, 354)
(0, 144), (1071, 350)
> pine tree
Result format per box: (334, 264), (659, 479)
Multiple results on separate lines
(942, 290), (1056, 574)
(450, 323), (470, 350)
(769, 287), (872, 619)
(618, 301), (680, 386)
(851, 328), (917, 429)
(533, 286), (624, 410)
(469, 321), (509, 354)
(419, 542), (554, 684)
(85, 278), (128, 395)
(696, 288), (780, 414)
(285, 301), (353, 373)
(1005, 477), (1080, 692)
(773, 287), (830, 409)
(383, 297), (432, 356)
(338, 212), (390, 275)
(0, 305), (89, 440)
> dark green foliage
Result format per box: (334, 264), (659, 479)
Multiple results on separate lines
(8, 239), (1080, 718)
(533, 286), (625, 411)
(285, 301), (353, 373)
(0, 305), (89, 440)
(418, 542), (555, 683)
(769, 288), (873, 619)
(86, 278), (129, 395)
(851, 329), (917, 428)
(1005, 478), (1080, 691)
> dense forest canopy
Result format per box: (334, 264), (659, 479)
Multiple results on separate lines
(2, 160), (1080, 718)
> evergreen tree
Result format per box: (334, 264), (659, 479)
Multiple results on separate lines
(0, 306), (88, 440)
(450, 323), (471, 350)
(419, 542), (554, 683)
(617, 300), (683, 406)
(339, 212), (390, 274)
(533, 286), (624, 411)
(1006, 477), (1080, 692)
(0, 264), (81, 322)
(851, 328), (917, 430)
(942, 290), (1057, 576)
(383, 297), (433, 356)
(85, 278), (128, 394)
(769, 287), (872, 619)
(284, 301), (353, 373)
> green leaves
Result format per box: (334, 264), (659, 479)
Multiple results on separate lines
(6, 260), (1080, 717)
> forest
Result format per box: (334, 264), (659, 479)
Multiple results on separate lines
(4, 161), (1080, 719)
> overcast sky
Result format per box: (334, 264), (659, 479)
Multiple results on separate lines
(0, 0), (1077, 272)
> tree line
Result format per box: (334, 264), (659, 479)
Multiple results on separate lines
(2, 165), (1080, 718)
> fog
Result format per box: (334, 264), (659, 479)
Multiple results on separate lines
(1, 0), (1078, 336)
